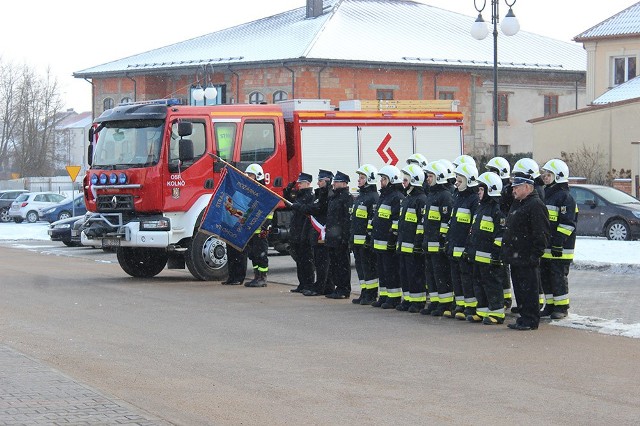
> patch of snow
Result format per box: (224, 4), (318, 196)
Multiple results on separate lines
(552, 314), (640, 339)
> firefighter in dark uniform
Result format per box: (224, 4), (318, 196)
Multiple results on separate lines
(244, 163), (273, 288)
(285, 172), (316, 294)
(350, 164), (380, 305)
(503, 176), (550, 330)
(485, 156), (513, 310)
(301, 169), (334, 296)
(540, 159), (577, 319)
(395, 163), (428, 313)
(421, 160), (454, 316)
(511, 157), (546, 310)
(370, 165), (404, 308)
(406, 153), (430, 194)
(325, 171), (353, 299)
(446, 163), (479, 319)
(467, 172), (507, 324)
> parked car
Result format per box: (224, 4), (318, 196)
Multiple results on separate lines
(9, 192), (68, 223)
(569, 184), (640, 241)
(39, 194), (87, 223)
(0, 189), (28, 223)
(48, 215), (84, 247)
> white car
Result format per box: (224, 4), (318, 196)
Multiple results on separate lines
(9, 192), (68, 223)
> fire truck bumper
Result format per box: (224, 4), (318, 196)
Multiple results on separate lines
(81, 213), (170, 248)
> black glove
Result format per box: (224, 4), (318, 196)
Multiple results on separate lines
(460, 250), (469, 260)
(286, 181), (296, 191)
(490, 258), (503, 266)
(551, 246), (563, 257)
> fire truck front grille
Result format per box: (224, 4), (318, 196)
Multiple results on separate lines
(96, 194), (134, 212)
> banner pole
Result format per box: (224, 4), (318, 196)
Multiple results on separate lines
(208, 153), (292, 206)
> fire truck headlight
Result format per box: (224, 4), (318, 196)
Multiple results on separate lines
(99, 173), (108, 185)
(140, 218), (171, 231)
(109, 173), (118, 184)
(118, 173), (127, 184)
(90, 174), (99, 185)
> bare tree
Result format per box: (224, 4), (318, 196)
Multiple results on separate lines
(10, 64), (65, 176)
(560, 144), (608, 184)
(0, 58), (20, 176)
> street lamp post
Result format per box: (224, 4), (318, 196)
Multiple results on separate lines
(471, 0), (520, 157)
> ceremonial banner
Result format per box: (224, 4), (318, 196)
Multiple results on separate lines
(200, 166), (280, 250)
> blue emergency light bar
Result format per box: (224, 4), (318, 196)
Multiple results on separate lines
(118, 98), (182, 107)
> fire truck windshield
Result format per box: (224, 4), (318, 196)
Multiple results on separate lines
(92, 120), (164, 169)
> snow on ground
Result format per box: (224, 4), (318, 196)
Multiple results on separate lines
(1, 222), (639, 338)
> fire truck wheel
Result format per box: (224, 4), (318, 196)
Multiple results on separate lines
(116, 247), (168, 278)
(185, 231), (228, 281)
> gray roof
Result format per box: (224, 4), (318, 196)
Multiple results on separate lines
(75, 0), (586, 78)
(575, 2), (640, 41)
(592, 75), (640, 104)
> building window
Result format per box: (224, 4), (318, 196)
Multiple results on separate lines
(439, 91), (455, 100)
(376, 89), (394, 100)
(249, 91), (265, 104)
(120, 97), (132, 104)
(544, 95), (559, 116)
(613, 56), (636, 85)
(273, 91), (288, 103)
(103, 97), (114, 111)
(497, 93), (509, 122)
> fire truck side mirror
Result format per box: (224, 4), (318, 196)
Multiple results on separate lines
(179, 138), (194, 162)
(178, 122), (193, 137)
(87, 144), (94, 166)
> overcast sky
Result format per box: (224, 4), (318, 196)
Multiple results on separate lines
(2, 0), (638, 112)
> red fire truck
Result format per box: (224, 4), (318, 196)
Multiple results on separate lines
(80, 98), (463, 280)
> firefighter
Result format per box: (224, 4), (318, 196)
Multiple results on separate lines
(446, 163), (479, 319)
(467, 172), (507, 324)
(244, 163), (272, 288)
(485, 156), (514, 310)
(439, 158), (458, 192)
(406, 153), (429, 193)
(301, 170), (334, 296)
(540, 159), (577, 319)
(285, 172), (316, 294)
(510, 157), (546, 310)
(452, 154), (476, 169)
(421, 160), (454, 316)
(503, 176), (550, 330)
(325, 171), (353, 299)
(370, 165), (404, 308)
(395, 163), (428, 313)
(350, 164), (380, 305)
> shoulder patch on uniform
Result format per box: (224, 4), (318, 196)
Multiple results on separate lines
(442, 206), (448, 214)
(500, 218), (506, 226)
(560, 206), (567, 214)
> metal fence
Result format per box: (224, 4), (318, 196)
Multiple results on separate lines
(0, 176), (82, 193)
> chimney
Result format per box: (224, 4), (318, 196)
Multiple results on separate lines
(306, 0), (323, 18)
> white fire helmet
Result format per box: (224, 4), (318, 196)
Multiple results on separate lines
(377, 165), (403, 185)
(401, 164), (425, 187)
(542, 159), (569, 184)
(356, 163), (378, 185)
(452, 154), (476, 168)
(512, 158), (540, 179)
(406, 153), (428, 169)
(425, 160), (449, 185)
(438, 159), (456, 180)
(245, 163), (264, 180)
(455, 163), (479, 187)
(486, 156), (511, 179)
(478, 172), (503, 197)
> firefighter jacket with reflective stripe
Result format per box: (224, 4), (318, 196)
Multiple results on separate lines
(371, 184), (404, 251)
(446, 187), (479, 258)
(503, 190), (550, 266)
(542, 182), (577, 261)
(286, 187), (314, 245)
(325, 186), (352, 248)
(396, 186), (427, 254)
(467, 196), (505, 264)
(350, 184), (379, 246)
(421, 184), (453, 253)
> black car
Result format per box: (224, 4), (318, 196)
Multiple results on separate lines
(0, 189), (28, 223)
(48, 215), (85, 247)
(569, 184), (640, 241)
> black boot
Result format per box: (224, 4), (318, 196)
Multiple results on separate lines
(246, 271), (267, 287)
(371, 295), (387, 308)
(550, 307), (568, 319)
(539, 305), (554, 317)
(420, 302), (439, 315)
(395, 299), (411, 311)
(381, 297), (400, 309)
(408, 302), (425, 313)
(244, 269), (260, 287)
(360, 288), (377, 306)
(352, 289), (365, 304)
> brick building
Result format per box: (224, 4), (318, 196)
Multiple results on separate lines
(74, 0), (586, 156)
